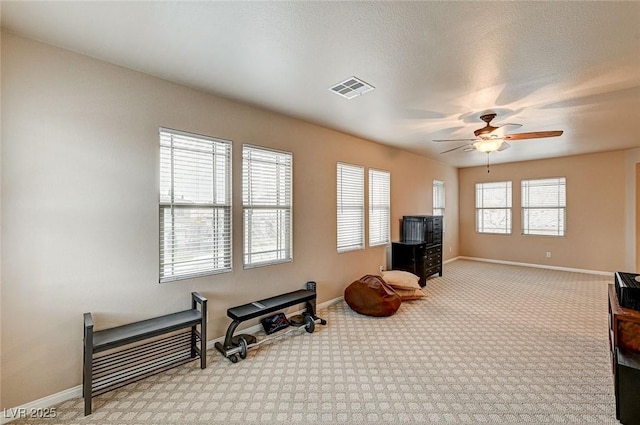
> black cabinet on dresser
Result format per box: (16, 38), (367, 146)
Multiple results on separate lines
(392, 215), (443, 287)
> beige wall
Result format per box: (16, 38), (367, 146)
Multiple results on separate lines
(0, 32), (459, 408)
(637, 162), (640, 270)
(458, 151), (628, 272)
(624, 148), (640, 272)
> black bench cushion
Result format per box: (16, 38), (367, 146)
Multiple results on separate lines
(227, 289), (315, 321)
(93, 309), (202, 353)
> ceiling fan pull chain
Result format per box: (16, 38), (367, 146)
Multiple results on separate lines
(486, 153), (491, 173)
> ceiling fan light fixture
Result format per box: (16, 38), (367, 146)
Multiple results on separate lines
(434, 113), (563, 160)
(473, 139), (503, 153)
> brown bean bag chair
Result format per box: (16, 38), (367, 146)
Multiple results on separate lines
(344, 275), (401, 317)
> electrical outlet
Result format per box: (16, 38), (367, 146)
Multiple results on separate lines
(379, 265), (384, 273)
(546, 251), (552, 258)
(449, 247), (452, 253)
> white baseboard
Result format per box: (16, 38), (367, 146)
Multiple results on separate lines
(457, 256), (614, 276)
(1, 386), (81, 424)
(1, 295), (344, 424)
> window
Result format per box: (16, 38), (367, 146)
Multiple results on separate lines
(242, 145), (293, 267)
(369, 169), (390, 246)
(475, 181), (512, 234)
(159, 128), (232, 282)
(337, 163), (364, 252)
(433, 180), (445, 217)
(522, 177), (566, 236)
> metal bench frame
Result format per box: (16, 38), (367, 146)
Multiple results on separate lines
(215, 282), (325, 362)
(82, 292), (206, 415)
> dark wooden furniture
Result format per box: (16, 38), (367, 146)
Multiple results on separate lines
(609, 281), (640, 424)
(401, 215), (443, 245)
(616, 271), (640, 311)
(215, 282), (325, 363)
(392, 215), (443, 286)
(609, 284), (640, 359)
(83, 292), (207, 416)
(615, 349), (640, 425)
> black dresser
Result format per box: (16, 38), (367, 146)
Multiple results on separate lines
(391, 215), (443, 287)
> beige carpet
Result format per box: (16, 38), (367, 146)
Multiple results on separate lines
(10, 260), (620, 424)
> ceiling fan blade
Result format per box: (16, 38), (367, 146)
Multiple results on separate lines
(498, 142), (511, 151)
(490, 123), (522, 133)
(497, 123), (522, 129)
(504, 130), (564, 140)
(440, 144), (472, 154)
(433, 138), (479, 143)
(476, 123), (523, 139)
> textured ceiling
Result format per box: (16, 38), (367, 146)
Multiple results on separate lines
(2, 1), (639, 167)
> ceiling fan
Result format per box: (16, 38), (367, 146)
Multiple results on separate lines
(434, 112), (563, 155)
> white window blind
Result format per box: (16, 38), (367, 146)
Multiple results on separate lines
(476, 181), (512, 234)
(242, 145), (293, 268)
(159, 128), (232, 282)
(433, 180), (445, 217)
(369, 169), (390, 247)
(337, 163), (364, 252)
(522, 177), (566, 236)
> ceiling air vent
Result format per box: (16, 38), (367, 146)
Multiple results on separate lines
(329, 76), (375, 100)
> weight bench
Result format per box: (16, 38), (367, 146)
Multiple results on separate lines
(215, 282), (326, 362)
(83, 292), (206, 415)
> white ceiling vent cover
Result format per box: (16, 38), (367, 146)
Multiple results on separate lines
(329, 76), (375, 99)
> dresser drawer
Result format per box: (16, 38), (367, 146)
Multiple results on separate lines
(425, 246), (440, 257)
(424, 265), (441, 278)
